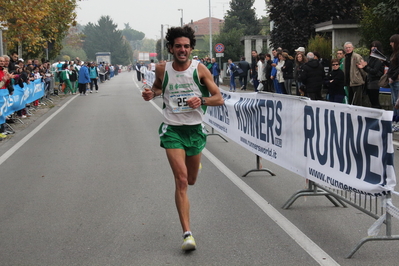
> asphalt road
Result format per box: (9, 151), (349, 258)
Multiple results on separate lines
(0, 71), (398, 266)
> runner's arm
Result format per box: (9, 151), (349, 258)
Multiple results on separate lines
(187, 63), (224, 108)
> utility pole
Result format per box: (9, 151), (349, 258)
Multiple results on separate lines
(161, 24), (164, 61)
(178, 9), (183, 27)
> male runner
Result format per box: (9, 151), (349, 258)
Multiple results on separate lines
(142, 26), (224, 251)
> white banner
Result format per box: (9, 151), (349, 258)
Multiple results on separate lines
(204, 90), (396, 196)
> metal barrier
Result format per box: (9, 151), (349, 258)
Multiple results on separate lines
(283, 180), (399, 258)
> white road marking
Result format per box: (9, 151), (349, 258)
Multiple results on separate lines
(0, 95), (79, 166)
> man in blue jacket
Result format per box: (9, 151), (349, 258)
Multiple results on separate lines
(78, 62), (90, 95)
(211, 58), (220, 86)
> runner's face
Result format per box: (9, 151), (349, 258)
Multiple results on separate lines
(171, 37), (192, 64)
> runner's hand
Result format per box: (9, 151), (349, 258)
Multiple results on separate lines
(142, 88), (155, 101)
(187, 97), (201, 109)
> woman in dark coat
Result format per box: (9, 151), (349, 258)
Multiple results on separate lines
(357, 41), (385, 108)
(325, 59), (345, 103)
(281, 52), (294, 94)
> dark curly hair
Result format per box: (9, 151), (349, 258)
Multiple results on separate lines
(165, 25), (196, 54)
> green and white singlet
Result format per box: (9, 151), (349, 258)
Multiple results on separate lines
(161, 60), (209, 126)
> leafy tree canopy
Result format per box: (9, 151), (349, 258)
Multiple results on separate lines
(267, 0), (360, 52)
(82, 16), (133, 65)
(122, 23), (145, 42)
(0, 0), (80, 59)
(223, 0), (261, 36)
(358, 0), (399, 55)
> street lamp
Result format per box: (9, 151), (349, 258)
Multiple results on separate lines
(178, 9), (183, 27)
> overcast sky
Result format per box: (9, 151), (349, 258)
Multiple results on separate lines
(75, 0), (267, 39)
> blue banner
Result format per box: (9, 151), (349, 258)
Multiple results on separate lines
(0, 79), (45, 124)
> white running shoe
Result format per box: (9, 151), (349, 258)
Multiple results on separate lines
(182, 233), (196, 251)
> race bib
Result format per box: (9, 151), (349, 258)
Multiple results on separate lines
(170, 92), (196, 113)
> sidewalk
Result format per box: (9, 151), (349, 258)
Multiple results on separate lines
(0, 94), (70, 145)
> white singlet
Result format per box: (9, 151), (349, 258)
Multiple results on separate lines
(161, 60), (209, 126)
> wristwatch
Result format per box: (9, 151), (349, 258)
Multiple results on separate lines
(199, 97), (206, 105)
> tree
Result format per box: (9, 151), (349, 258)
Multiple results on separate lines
(58, 25), (87, 61)
(122, 23), (145, 42)
(358, 0), (399, 54)
(267, 0), (360, 52)
(216, 0), (261, 63)
(223, 0), (261, 36)
(0, 0), (80, 59)
(82, 16), (133, 65)
(214, 28), (245, 62)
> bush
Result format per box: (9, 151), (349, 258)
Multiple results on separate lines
(307, 35), (332, 60)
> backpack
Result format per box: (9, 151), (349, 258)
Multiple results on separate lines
(233, 64), (243, 75)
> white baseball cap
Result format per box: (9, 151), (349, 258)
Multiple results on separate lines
(295, 47), (305, 53)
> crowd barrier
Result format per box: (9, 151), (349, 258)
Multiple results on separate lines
(0, 79), (54, 125)
(140, 67), (155, 88)
(204, 89), (399, 258)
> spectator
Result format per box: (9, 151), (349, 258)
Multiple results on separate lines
(294, 47), (305, 55)
(336, 49), (345, 70)
(69, 64), (78, 94)
(205, 58), (212, 72)
(88, 62), (99, 93)
(238, 56), (250, 91)
(2, 55), (10, 71)
(59, 64), (73, 94)
(135, 61), (142, 81)
(257, 53), (266, 92)
(271, 48), (283, 93)
(314, 51), (330, 77)
(250, 50), (259, 90)
(357, 41), (385, 109)
(324, 59), (345, 103)
(343, 42), (366, 106)
(294, 52), (307, 96)
(8, 51), (18, 73)
(386, 34), (399, 120)
(78, 62), (90, 96)
(109, 64), (115, 79)
(275, 52), (286, 94)
(0, 56), (12, 139)
(114, 64), (119, 76)
(227, 59), (236, 92)
(99, 62), (106, 83)
(211, 58), (220, 87)
(264, 54), (274, 92)
(299, 52), (325, 100)
(281, 52), (294, 94)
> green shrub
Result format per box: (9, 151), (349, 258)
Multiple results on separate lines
(307, 35), (332, 60)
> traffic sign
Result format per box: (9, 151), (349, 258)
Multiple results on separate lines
(214, 43), (225, 53)
(216, 53), (224, 57)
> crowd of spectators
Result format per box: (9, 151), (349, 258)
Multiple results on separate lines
(0, 52), (121, 140)
(221, 35), (398, 119)
(0, 52), (55, 140)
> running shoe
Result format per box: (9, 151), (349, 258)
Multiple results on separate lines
(182, 233), (196, 251)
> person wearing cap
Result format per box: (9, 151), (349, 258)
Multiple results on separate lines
(295, 47), (305, 54)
